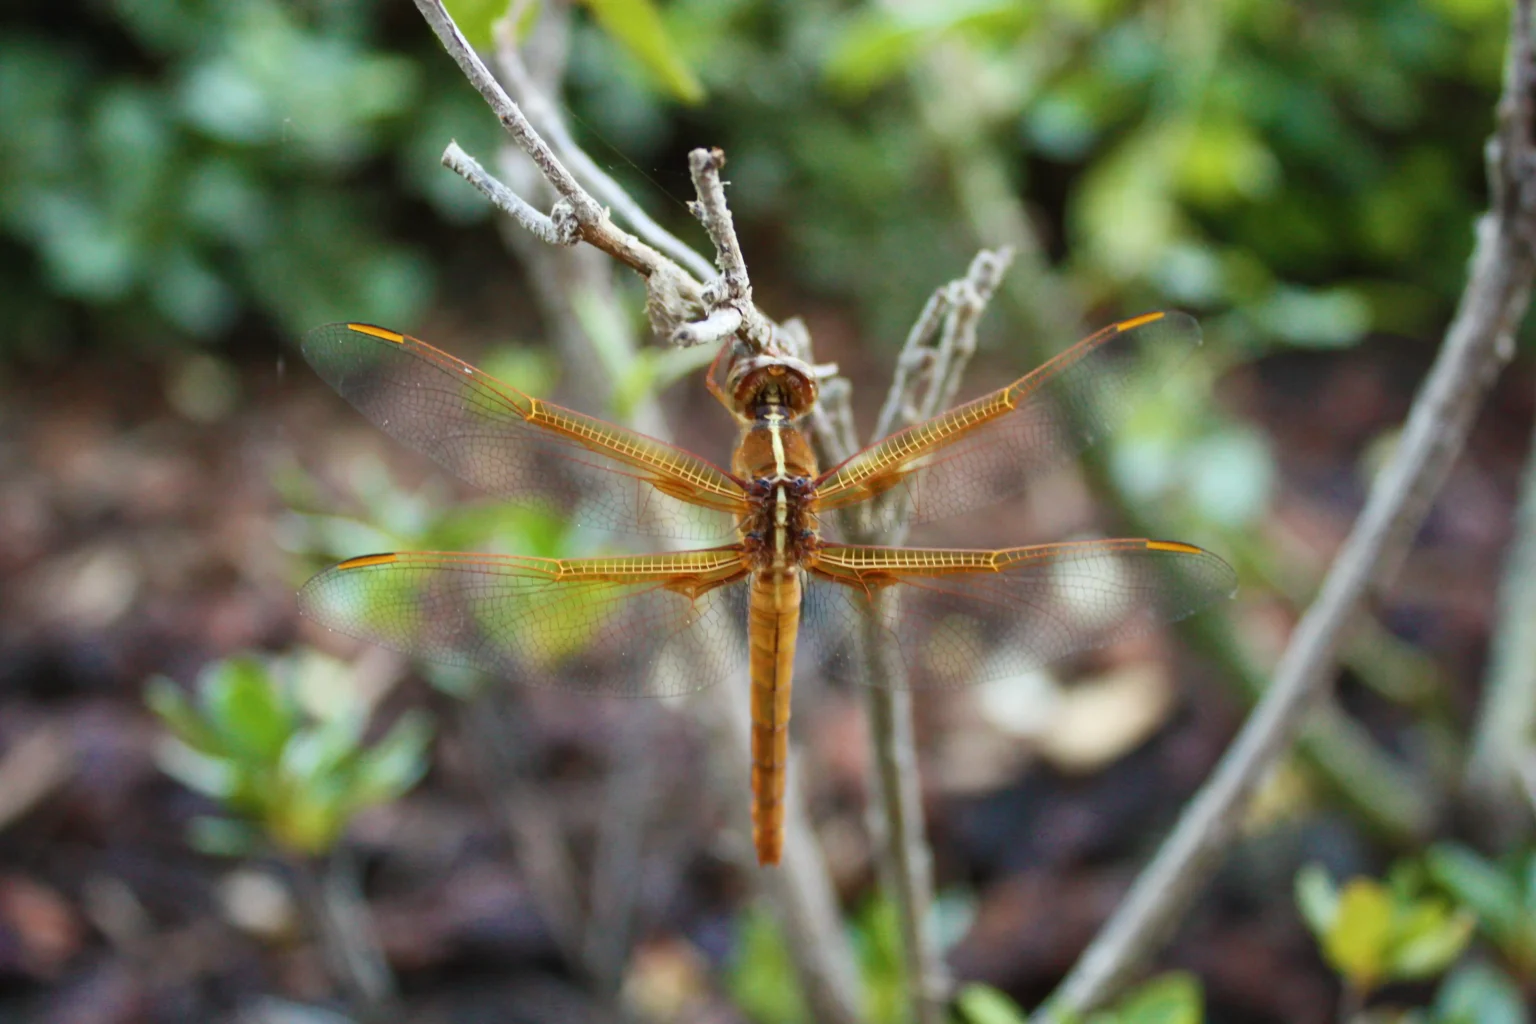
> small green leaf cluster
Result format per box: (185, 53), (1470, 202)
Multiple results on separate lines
(148, 652), (432, 857)
(1296, 863), (1474, 998)
(1426, 844), (1536, 980)
(1295, 855), (1533, 1022)
(728, 894), (1202, 1024)
(956, 973), (1201, 1024)
(0, 0), (503, 356)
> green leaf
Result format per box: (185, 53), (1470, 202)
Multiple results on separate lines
(1253, 285), (1371, 349)
(199, 657), (293, 763)
(351, 712), (434, 805)
(1295, 864), (1339, 937)
(145, 676), (222, 754)
(855, 896), (905, 1024)
(581, 0), (703, 104)
(1111, 972), (1203, 1024)
(1323, 879), (1393, 991)
(823, 0), (1030, 98)
(442, 0), (514, 48)
(822, 13), (924, 98)
(955, 984), (1029, 1024)
(1426, 845), (1527, 951)
(726, 905), (807, 1024)
(1391, 907), (1475, 980)
(280, 716), (364, 789)
(1432, 962), (1528, 1024)
(155, 737), (241, 800)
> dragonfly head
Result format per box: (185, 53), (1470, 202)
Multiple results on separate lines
(726, 353), (819, 418)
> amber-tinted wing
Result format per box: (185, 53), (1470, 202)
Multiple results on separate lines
(813, 312), (1200, 529)
(303, 323), (748, 540)
(299, 549), (750, 696)
(803, 538), (1236, 690)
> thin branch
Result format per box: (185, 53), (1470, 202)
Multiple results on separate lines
(289, 851), (398, 1021)
(812, 248), (1015, 1024)
(1465, 387), (1536, 843)
(671, 306), (744, 348)
(1039, 2), (1536, 1014)
(491, 17), (718, 283)
(444, 142), (579, 246)
(413, 0), (595, 216)
(460, 698), (590, 975)
(584, 706), (660, 993)
(414, 0), (708, 320)
(687, 148), (777, 352)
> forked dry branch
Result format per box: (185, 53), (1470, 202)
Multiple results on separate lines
(409, 2), (866, 1020)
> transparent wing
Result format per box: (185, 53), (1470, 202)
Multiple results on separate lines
(803, 538), (1236, 690)
(302, 323), (747, 541)
(298, 549), (751, 697)
(813, 312), (1201, 529)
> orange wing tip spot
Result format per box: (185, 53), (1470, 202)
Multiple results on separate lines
(336, 553), (400, 570)
(1116, 311), (1166, 332)
(345, 323), (406, 344)
(1145, 540), (1205, 554)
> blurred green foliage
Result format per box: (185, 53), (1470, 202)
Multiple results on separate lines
(2, 0), (1516, 363)
(1296, 862), (1474, 998)
(148, 651), (433, 856)
(0, 0), (501, 357)
(725, 896), (918, 1024)
(954, 973), (1202, 1024)
(1295, 853), (1534, 1021)
(1426, 843), (1536, 979)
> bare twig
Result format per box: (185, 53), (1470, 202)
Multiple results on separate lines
(491, 16), (718, 284)
(414, 0), (709, 329)
(687, 149), (777, 352)
(411, 3), (864, 1015)
(460, 698), (590, 974)
(444, 142), (580, 246)
(1039, 2), (1536, 1014)
(289, 851), (397, 1020)
(413, 0), (595, 216)
(584, 706), (660, 993)
(1465, 413), (1536, 841)
(812, 248), (1015, 1024)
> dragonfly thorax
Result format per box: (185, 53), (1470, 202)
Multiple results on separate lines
(735, 407), (821, 571)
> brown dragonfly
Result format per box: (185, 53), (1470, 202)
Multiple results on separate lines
(297, 314), (1236, 865)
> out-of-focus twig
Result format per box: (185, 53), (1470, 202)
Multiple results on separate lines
(0, 725), (73, 833)
(491, 16), (716, 284)
(909, 22), (1433, 842)
(290, 851), (398, 1021)
(1466, 413), (1536, 841)
(1040, 2), (1536, 1014)
(812, 247), (1016, 1024)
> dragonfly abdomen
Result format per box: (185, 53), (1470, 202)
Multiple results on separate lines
(747, 568), (800, 866)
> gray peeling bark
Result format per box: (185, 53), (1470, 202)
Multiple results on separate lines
(1039, 2), (1536, 1017)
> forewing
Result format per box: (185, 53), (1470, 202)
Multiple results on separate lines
(803, 539), (1236, 690)
(298, 549), (750, 697)
(813, 312), (1201, 529)
(302, 323), (747, 541)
